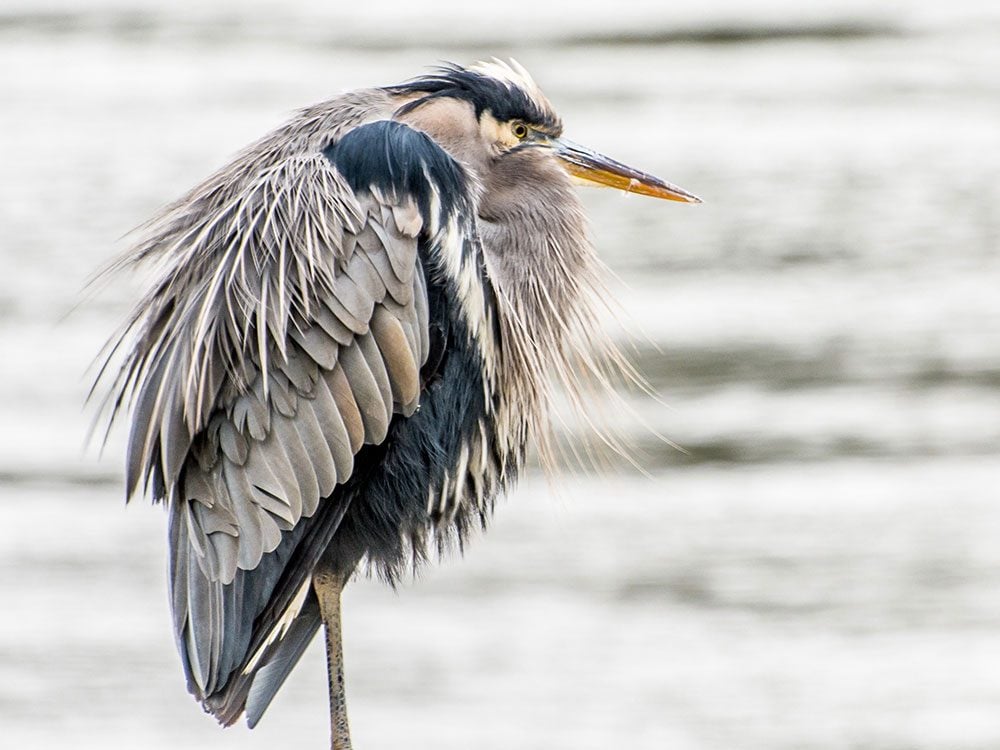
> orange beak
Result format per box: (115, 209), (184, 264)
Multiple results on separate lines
(555, 139), (702, 203)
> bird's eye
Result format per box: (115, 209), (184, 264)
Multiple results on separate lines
(511, 122), (529, 140)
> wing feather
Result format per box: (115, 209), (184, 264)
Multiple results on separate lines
(269, 413), (316, 522)
(357, 332), (394, 421)
(240, 454), (296, 528)
(310, 372), (355, 480)
(278, 345), (320, 393)
(371, 306), (420, 411)
(312, 303), (355, 345)
(323, 293), (368, 335)
(159, 384), (193, 490)
(290, 399), (338, 503)
(344, 228), (388, 300)
(338, 340), (391, 444)
(290, 325), (339, 370)
(100, 112), (479, 726)
(328, 364), (365, 453)
(359, 234), (414, 305)
(219, 419), (249, 465)
(328, 274), (375, 331)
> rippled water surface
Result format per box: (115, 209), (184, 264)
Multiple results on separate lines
(1, 1), (999, 748)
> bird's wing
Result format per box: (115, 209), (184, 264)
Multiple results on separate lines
(99, 119), (476, 720)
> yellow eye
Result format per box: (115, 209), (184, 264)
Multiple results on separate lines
(511, 122), (529, 140)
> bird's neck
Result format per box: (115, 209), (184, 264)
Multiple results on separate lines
(476, 180), (606, 471)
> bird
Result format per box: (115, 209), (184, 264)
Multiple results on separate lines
(93, 59), (700, 749)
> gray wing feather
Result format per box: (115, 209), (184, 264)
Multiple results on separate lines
(328, 364), (365, 453)
(357, 332), (394, 419)
(344, 230), (387, 299)
(338, 340), (391, 444)
(160, 384), (193, 489)
(310, 372), (355, 479)
(101, 104), (449, 723)
(269, 410), (317, 521)
(252, 429), (302, 525)
(290, 403), (337, 507)
(240, 453), (297, 528)
(324, 294), (368, 335)
(327, 275), (375, 332)
(230, 381), (271, 441)
(245, 593), (322, 728)
(278, 346), (320, 393)
(371, 306), (420, 412)
(290, 325), (339, 369)
(312, 303), (355, 345)
(268, 373), (298, 418)
(359, 238), (413, 305)
(219, 420), (249, 465)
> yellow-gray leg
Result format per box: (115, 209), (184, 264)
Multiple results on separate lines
(313, 568), (352, 750)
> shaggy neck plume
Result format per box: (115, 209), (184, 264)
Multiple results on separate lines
(477, 149), (612, 471)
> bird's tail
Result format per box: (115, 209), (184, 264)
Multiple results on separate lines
(169, 485), (354, 728)
(205, 591), (323, 727)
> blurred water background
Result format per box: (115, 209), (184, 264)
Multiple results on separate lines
(1, 1), (999, 748)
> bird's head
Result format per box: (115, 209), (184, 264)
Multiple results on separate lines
(389, 59), (701, 205)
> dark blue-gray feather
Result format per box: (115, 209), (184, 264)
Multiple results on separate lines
(324, 119), (468, 221)
(245, 594), (322, 728)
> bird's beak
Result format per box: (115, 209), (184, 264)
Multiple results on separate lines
(554, 139), (702, 203)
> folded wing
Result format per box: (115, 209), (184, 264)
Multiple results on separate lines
(99, 118), (474, 724)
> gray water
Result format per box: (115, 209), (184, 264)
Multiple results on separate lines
(1, 1), (999, 748)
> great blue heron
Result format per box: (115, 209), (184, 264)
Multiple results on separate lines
(94, 60), (699, 748)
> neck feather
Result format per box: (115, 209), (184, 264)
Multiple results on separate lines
(477, 155), (629, 473)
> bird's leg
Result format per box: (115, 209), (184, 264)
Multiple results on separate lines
(313, 566), (352, 750)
